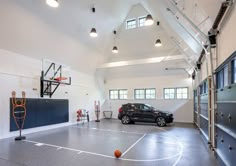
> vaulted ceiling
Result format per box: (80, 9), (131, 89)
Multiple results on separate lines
(0, 0), (222, 79)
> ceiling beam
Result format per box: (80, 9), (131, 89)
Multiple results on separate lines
(98, 55), (185, 69)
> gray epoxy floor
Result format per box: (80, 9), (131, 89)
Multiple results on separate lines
(0, 119), (219, 166)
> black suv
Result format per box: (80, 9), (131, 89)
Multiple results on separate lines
(118, 103), (173, 127)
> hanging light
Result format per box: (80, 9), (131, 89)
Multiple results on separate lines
(145, 14), (154, 26)
(89, 6), (98, 38)
(112, 30), (118, 53)
(155, 39), (162, 47)
(112, 46), (118, 53)
(46, 0), (59, 8)
(90, 28), (98, 37)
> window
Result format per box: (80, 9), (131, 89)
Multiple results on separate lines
(138, 16), (146, 27)
(134, 89), (145, 99)
(119, 90), (128, 99)
(109, 90), (118, 100)
(145, 88), (156, 99)
(143, 105), (150, 111)
(164, 88), (175, 99)
(217, 70), (224, 89)
(194, 90), (197, 97)
(205, 82), (208, 93)
(199, 84), (203, 95)
(164, 87), (189, 99)
(134, 88), (156, 99)
(217, 65), (228, 89)
(138, 104), (151, 111)
(126, 19), (136, 29)
(203, 82), (207, 94)
(232, 59), (236, 83)
(223, 66), (228, 87)
(200, 81), (207, 95)
(176, 88), (188, 99)
(109, 89), (128, 100)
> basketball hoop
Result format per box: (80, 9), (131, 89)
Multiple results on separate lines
(41, 60), (71, 98)
(54, 77), (68, 82)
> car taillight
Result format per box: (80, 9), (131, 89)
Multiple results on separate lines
(118, 107), (123, 113)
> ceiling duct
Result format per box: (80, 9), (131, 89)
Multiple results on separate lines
(208, 0), (234, 48)
(212, 0), (233, 30)
(197, 45), (208, 63)
(165, 67), (191, 76)
(192, 71), (196, 80)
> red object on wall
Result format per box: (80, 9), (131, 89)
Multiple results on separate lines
(77, 109), (82, 121)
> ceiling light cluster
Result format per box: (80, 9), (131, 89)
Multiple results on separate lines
(46, 2), (162, 53)
(90, 7), (98, 38)
(112, 30), (118, 54)
(144, 14), (162, 47)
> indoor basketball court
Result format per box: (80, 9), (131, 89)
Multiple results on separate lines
(0, 120), (218, 166)
(1, 0), (236, 166)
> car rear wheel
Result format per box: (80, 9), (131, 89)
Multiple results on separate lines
(156, 117), (166, 127)
(121, 115), (130, 124)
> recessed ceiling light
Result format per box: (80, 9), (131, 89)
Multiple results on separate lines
(145, 14), (154, 26)
(155, 39), (162, 47)
(46, 0), (59, 8)
(112, 46), (118, 53)
(90, 28), (98, 37)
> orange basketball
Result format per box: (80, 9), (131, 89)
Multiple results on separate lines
(114, 150), (122, 158)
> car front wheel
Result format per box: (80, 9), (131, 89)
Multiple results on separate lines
(121, 115), (130, 124)
(156, 117), (166, 127)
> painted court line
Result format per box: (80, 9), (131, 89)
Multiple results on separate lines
(71, 126), (146, 135)
(23, 139), (182, 162)
(23, 125), (183, 164)
(24, 140), (115, 159)
(157, 127), (184, 166)
(121, 134), (146, 157)
(35, 143), (44, 146)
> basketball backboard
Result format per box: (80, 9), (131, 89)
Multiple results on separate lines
(42, 59), (71, 84)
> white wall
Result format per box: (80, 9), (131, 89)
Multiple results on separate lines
(217, 4), (236, 65)
(0, 49), (103, 139)
(102, 75), (193, 123)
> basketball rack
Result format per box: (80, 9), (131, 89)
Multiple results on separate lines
(40, 62), (71, 98)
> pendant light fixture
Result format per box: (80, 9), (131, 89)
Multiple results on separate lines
(145, 14), (154, 26)
(112, 46), (118, 53)
(90, 7), (98, 37)
(112, 30), (118, 53)
(90, 28), (98, 37)
(155, 39), (162, 47)
(46, 0), (59, 8)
